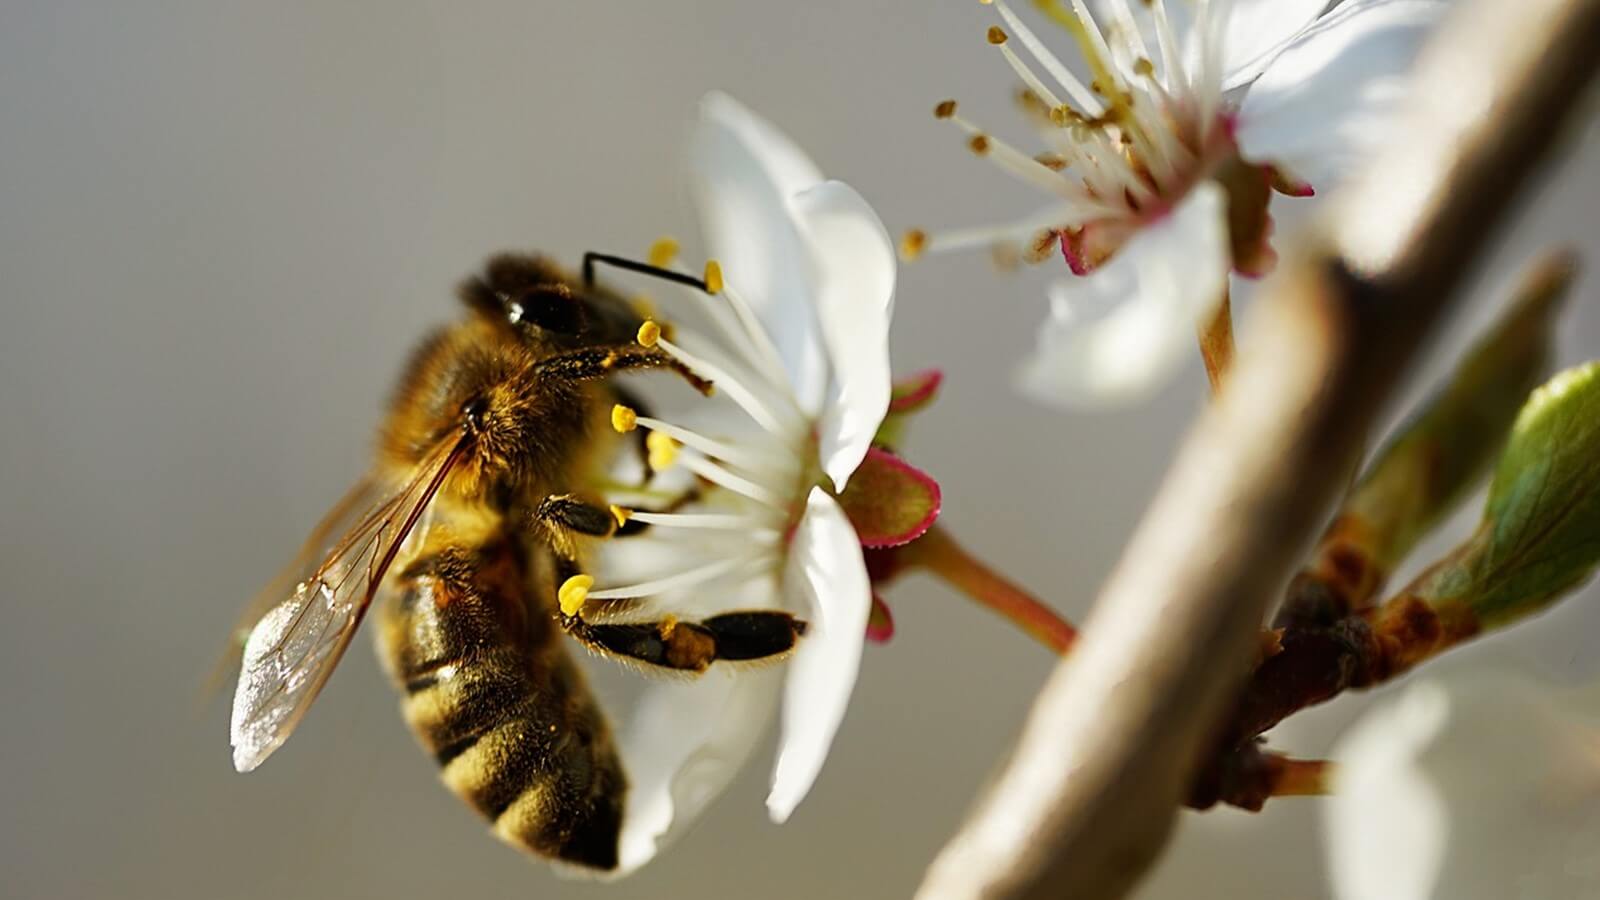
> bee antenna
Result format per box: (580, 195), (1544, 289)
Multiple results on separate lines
(581, 251), (710, 294)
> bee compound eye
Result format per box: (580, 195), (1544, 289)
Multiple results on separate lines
(461, 396), (489, 433)
(514, 288), (585, 336)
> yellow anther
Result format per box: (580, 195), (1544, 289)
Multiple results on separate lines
(987, 25), (1007, 44)
(611, 404), (638, 433)
(648, 237), (679, 268)
(703, 259), (724, 295)
(1035, 152), (1067, 171)
(900, 229), (928, 261)
(658, 615), (679, 639)
(969, 134), (991, 155)
(558, 574), (593, 618)
(646, 431), (680, 470)
(636, 320), (661, 348)
(609, 504), (631, 527)
(1134, 57), (1155, 78)
(934, 99), (958, 119)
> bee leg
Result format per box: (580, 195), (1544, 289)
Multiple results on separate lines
(562, 611), (808, 673)
(551, 556), (807, 672)
(535, 494), (658, 545)
(537, 494), (620, 538)
(534, 345), (714, 396)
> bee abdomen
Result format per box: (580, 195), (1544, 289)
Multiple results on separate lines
(378, 548), (626, 871)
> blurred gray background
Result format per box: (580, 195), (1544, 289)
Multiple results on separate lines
(3, 3), (1598, 898)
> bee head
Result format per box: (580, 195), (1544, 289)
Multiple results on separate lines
(458, 253), (588, 341)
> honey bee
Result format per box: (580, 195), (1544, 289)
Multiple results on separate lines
(228, 252), (807, 871)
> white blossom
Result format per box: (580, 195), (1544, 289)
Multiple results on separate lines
(592, 92), (897, 873)
(917, 0), (1446, 406)
(1326, 671), (1600, 900)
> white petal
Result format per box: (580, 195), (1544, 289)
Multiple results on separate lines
(791, 181), (896, 491)
(1014, 181), (1229, 408)
(1235, 0), (1444, 192)
(767, 489), (870, 822)
(1327, 673), (1600, 900)
(616, 667), (784, 874)
(688, 91), (829, 412)
(1214, 0), (1332, 90)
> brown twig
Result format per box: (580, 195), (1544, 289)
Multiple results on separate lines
(915, 2), (1600, 898)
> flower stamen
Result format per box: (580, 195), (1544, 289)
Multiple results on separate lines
(612, 403), (639, 433)
(703, 259), (725, 295)
(645, 431), (680, 472)
(628, 510), (782, 535)
(655, 334), (799, 439)
(636, 414), (795, 472)
(587, 552), (767, 602)
(681, 454), (785, 509)
(987, 0), (1103, 114)
(648, 237), (680, 268)
(941, 109), (1103, 206)
(559, 574), (594, 618)
(989, 25), (1067, 112)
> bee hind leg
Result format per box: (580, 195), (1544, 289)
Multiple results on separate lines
(561, 610), (806, 673)
(550, 552), (805, 672)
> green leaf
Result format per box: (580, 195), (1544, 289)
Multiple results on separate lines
(1280, 255), (1571, 627)
(1465, 361), (1600, 624)
(1344, 255), (1569, 572)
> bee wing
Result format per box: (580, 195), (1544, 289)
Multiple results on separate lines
(203, 477), (381, 701)
(229, 437), (467, 773)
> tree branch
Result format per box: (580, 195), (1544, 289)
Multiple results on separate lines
(915, 1), (1600, 898)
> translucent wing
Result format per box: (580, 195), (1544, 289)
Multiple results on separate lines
(203, 477), (379, 702)
(230, 437), (467, 772)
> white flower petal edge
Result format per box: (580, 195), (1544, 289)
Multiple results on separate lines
(792, 181), (897, 492)
(767, 488), (873, 823)
(616, 668), (784, 875)
(1236, 0), (1446, 191)
(1214, 0), (1334, 90)
(689, 92), (830, 413)
(1015, 181), (1229, 408)
(1326, 672), (1600, 900)
(1324, 680), (1452, 900)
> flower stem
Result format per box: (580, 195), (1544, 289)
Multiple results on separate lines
(1188, 741), (1333, 810)
(1268, 756), (1334, 798)
(1198, 287), (1235, 393)
(903, 525), (1077, 655)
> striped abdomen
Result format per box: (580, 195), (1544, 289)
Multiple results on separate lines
(374, 538), (625, 871)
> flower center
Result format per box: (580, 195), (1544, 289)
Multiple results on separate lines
(569, 248), (823, 613)
(907, 0), (1293, 279)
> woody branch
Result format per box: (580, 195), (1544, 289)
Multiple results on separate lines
(914, 1), (1600, 898)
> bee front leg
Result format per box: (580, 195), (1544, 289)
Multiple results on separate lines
(535, 494), (651, 542)
(534, 346), (713, 396)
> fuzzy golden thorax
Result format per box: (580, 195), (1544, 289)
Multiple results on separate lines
(377, 314), (605, 503)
